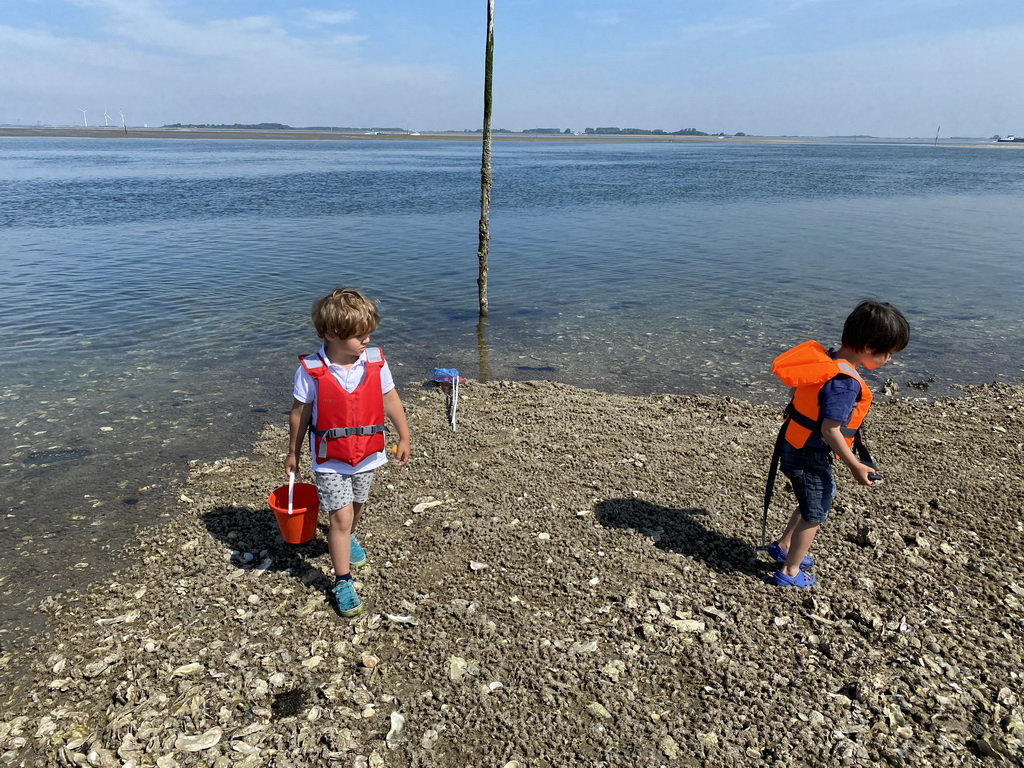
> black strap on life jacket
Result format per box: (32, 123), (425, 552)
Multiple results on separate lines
(761, 415), (791, 548)
(785, 403), (858, 439)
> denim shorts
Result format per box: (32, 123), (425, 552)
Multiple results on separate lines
(314, 470), (375, 512)
(780, 443), (835, 524)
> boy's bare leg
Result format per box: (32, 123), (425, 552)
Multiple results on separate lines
(351, 500), (366, 535)
(782, 519), (819, 577)
(328, 505), (354, 576)
(776, 507), (802, 552)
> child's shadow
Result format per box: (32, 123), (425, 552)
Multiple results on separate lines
(594, 498), (765, 577)
(201, 505), (333, 591)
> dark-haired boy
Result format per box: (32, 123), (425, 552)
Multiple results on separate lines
(766, 300), (910, 587)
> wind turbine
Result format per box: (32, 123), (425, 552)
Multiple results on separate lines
(78, 108), (88, 127)
(119, 109), (127, 134)
(103, 108), (113, 126)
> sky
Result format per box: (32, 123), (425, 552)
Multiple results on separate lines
(2, 0), (1023, 137)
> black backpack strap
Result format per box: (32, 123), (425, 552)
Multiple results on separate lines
(851, 429), (870, 463)
(761, 417), (790, 548)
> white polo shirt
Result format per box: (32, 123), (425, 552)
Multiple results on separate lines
(293, 345), (396, 474)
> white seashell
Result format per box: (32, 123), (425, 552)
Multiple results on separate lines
(87, 748), (114, 766)
(488, 681), (504, 691)
(83, 659), (112, 678)
(448, 656), (469, 681)
(537, 532), (551, 540)
(307, 706), (322, 721)
(174, 727), (222, 752)
(360, 654), (379, 669)
(421, 729), (439, 750)
(268, 672), (285, 687)
(588, 577), (600, 586)
(667, 619), (705, 633)
(231, 742), (260, 756)
(385, 712), (406, 748)
(386, 614), (419, 625)
(170, 663), (204, 678)
(34, 717), (57, 739)
(702, 605), (727, 620)
(572, 640), (598, 654)
(469, 561), (488, 571)
(351, 689), (373, 705)
(361, 705), (376, 718)
(774, 616), (791, 627)
(412, 500), (443, 513)
(301, 656), (323, 668)
(601, 660), (626, 682)
(96, 610), (139, 625)
(155, 757), (180, 768)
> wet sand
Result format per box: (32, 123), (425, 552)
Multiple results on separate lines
(1, 379), (1022, 766)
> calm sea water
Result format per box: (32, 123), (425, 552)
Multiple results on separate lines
(2, 136), (1023, 640)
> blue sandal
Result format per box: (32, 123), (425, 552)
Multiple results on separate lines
(766, 541), (814, 569)
(771, 569), (817, 588)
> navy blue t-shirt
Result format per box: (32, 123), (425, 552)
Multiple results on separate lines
(802, 372), (861, 450)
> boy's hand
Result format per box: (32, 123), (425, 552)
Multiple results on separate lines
(850, 460), (875, 486)
(284, 453), (302, 481)
(392, 438), (411, 467)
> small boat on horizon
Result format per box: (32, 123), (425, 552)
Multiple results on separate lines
(996, 134), (1024, 142)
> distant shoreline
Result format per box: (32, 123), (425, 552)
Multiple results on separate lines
(0, 126), (1014, 146)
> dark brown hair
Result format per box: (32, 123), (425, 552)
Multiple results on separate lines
(841, 300), (910, 354)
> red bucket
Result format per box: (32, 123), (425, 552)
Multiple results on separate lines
(267, 482), (320, 544)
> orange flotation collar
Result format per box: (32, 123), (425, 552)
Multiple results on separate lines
(772, 340), (872, 449)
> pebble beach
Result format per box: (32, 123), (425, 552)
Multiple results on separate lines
(1, 378), (1022, 767)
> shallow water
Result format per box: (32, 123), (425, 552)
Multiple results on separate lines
(1, 137), (1023, 642)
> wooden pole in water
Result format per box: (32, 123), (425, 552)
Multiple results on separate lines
(934, 126), (940, 147)
(476, 0), (494, 317)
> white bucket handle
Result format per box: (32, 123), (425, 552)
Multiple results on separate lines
(287, 471), (295, 515)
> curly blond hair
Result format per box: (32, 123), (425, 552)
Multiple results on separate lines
(311, 287), (380, 339)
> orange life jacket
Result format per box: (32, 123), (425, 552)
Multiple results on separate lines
(772, 340), (872, 449)
(299, 347), (386, 465)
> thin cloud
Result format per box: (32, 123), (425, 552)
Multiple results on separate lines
(59, 0), (364, 61)
(576, 10), (623, 27)
(1, 0), (458, 127)
(675, 15), (774, 39)
(300, 10), (358, 26)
